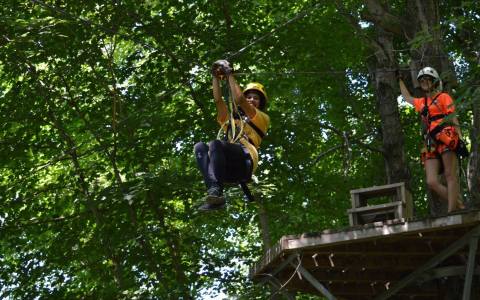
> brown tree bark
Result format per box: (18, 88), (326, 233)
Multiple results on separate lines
(468, 87), (480, 208)
(256, 198), (272, 252)
(451, 6), (480, 208)
(367, 27), (411, 187)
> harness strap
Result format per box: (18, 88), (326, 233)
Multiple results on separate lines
(428, 123), (446, 139)
(233, 111), (266, 139)
(240, 146), (254, 202)
(421, 91), (467, 159)
(231, 110), (266, 148)
(240, 182), (255, 202)
(429, 114), (448, 122)
(423, 93), (445, 137)
(245, 136), (256, 146)
(423, 93), (457, 149)
(246, 119), (266, 139)
(227, 122), (254, 145)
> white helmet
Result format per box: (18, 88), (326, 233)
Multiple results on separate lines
(417, 67), (442, 90)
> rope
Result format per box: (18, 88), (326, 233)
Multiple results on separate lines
(266, 254), (303, 299)
(216, 81), (245, 143)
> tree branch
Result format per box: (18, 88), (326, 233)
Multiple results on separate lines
(312, 131), (383, 165)
(363, 0), (405, 36)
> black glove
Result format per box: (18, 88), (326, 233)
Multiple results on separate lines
(211, 59), (233, 78)
(456, 139), (469, 159)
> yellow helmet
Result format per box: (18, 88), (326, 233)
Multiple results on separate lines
(243, 82), (268, 110)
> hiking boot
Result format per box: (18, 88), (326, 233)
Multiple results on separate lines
(206, 186), (224, 205)
(197, 201), (226, 212)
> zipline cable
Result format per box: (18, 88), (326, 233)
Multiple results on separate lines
(28, 0), (460, 102)
(225, 1), (325, 60)
(114, 67), (478, 127)
(29, 0), (327, 78)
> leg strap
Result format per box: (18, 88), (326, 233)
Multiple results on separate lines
(240, 182), (255, 202)
(240, 145), (255, 202)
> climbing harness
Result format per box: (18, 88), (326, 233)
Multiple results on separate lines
(421, 92), (468, 159)
(421, 93), (449, 151)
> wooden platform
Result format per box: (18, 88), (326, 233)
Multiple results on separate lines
(250, 210), (480, 299)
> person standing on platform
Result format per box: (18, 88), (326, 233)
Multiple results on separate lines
(398, 67), (465, 212)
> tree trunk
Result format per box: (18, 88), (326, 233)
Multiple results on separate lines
(452, 5), (480, 207)
(367, 27), (411, 189)
(468, 87), (480, 208)
(337, 0), (413, 208)
(256, 199), (272, 252)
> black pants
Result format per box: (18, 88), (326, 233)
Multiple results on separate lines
(194, 140), (252, 190)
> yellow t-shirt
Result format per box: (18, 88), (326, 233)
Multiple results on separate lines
(218, 109), (270, 173)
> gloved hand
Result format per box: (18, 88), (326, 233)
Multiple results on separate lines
(395, 69), (403, 81)
(211, 59), (233, 78)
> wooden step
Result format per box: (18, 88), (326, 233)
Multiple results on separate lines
(348, 182), (412, 225)
(347, 201), (404, 214)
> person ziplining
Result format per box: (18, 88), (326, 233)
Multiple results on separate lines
(398, 67), (468, 213)
(194, 60), (270, 211)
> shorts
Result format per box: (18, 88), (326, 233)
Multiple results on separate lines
(420, 126), (459, 163)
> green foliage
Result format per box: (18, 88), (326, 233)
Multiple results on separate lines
(0, 0), (478, 299)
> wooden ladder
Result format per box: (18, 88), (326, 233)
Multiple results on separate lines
(347, 182), (413, 226)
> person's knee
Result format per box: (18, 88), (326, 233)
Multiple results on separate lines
(443, 161), (459, 183)
(443, 170), (458, 183)
(194, 142), (208, 155)
(426, 177), (439, 191)
(208, 140), (223, 152)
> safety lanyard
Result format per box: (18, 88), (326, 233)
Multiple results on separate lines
(217, 82), (244, 143)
